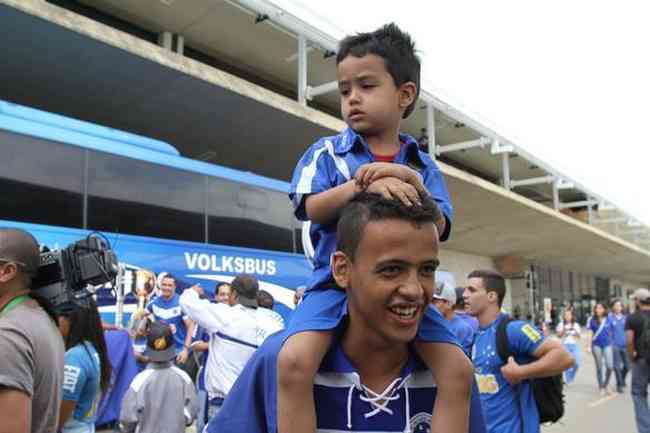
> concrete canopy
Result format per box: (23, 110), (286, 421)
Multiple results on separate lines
(444, 165), (650, 282)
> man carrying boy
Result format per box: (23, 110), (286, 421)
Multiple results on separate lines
(119, 322), (198, 433)
(281, 23), (471, 433)
(209, 193), (486, 433)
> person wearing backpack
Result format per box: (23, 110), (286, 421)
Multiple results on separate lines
(624, 288), (650, 433)
(464, 269), (574, 433)
(587, 302), (615, 396)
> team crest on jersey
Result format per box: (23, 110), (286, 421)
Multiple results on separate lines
(410, 412), (431, 433)
(522, 324), (541, 343)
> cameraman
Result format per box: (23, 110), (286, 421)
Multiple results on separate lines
(0, 228), (65, 433)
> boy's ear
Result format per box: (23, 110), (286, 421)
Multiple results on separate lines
(331, 251), (351, 292)
(398, 81), (417, 111)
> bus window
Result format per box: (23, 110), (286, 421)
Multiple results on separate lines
(0, 130), (84, 228)
(207, 178), (294, 252)
(87, 151), (205, 242)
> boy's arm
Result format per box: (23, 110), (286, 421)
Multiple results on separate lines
(304, 180), (361, 224)
(355, 162), (428, 195)
(119, 387), (139, 433)
(184, 379), (199, 425)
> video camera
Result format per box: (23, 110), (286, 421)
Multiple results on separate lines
(32, 234), (119, 314)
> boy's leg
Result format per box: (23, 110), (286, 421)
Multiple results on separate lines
(277, 331), (333, 433)
(415, 341), (473, 433)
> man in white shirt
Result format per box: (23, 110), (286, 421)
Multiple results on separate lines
(180, 274), (284, 421)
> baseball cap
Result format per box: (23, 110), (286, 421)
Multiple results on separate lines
(145, 322), (177, 362)
(231, 274), (259, 308)
(631, 288), (650, 304)
(432, 280), (457, 305)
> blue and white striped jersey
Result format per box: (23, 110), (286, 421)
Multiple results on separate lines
(289, 127), (453, 290)
(207, 331), (486, 433)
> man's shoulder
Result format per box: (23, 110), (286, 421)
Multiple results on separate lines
(1, 301), (60, 343)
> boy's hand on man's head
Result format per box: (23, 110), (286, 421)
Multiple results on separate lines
(355, 163), (428, 197)
(365, 177), (421, 207)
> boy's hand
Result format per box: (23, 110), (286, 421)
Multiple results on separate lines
(366, 177), (421, 207)
(355, 163), (427, 196)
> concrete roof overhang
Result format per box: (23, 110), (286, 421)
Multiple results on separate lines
(2, 0), (650, 282)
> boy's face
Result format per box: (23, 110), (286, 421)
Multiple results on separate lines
(337, 54), (414, 135)
(332, 218), (439, 347)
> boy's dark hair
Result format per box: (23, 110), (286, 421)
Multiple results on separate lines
(337, 23), (420, 118)
(336, 192), (441, 261)
(468, 269), (507, 307)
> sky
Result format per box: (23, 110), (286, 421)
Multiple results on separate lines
(274, 0), (650, 226)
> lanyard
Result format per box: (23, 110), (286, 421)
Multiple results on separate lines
(0, 295), (30, 317)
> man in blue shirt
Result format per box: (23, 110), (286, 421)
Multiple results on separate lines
(432, 281), (474, 355)
(464, 269), (574, 433)
(208, 193), (485, 433)
(146, 274), (194, 367)
(610, 299), (629, 392)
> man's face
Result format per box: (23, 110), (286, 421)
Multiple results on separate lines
(334, 218), (439, 347)
(160, 277), (176, 299)
(216, 284), (232, 304)
(463, 277), (491, 317)
(612, 301), (622, 314)
(337, 54), (409, 135)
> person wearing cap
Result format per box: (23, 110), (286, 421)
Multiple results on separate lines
(454, 286), (479, 333)
(0, 228), (65, 433)
(432, 281), (475, 355)
(179, 273), (284, 421)
(625, 288), (650, 433)
(119, 322), (198, 433)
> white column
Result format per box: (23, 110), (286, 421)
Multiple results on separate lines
(297, 34), (307, 106)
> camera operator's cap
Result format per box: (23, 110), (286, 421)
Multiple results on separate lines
(145, 322), (177, 362)
(231, 274), (259, 308)
(632, 288), (650, 304)
(432, 280), (456, 305)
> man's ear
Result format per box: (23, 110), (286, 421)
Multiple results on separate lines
(331, 251), (351, 292)
(398, 81), (417, 111)
(0, 263), (17, 284)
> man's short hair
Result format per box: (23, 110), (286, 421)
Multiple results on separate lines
(337, 23), (420, 118)
(161, 273), (176, 283)
(336, 192), (441, 261)
(0, 228), (40, 285)
(468, 269), (507, 307)
(257, 290), (274, 309)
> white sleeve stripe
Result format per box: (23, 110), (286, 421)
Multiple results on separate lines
(129, 368), (156, 392)
(295, 140), (351, 195)
(295, 145), (329, 194)
(171, 366), (193, 385)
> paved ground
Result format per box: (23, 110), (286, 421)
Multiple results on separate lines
(545, 338), (636, 433)
(101, 339), (638, 433)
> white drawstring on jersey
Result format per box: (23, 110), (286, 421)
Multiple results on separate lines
(345, 375), (412, 432)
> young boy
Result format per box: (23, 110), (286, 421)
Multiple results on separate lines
(281, 23), (473, 433)
(119, 322), (198, 433)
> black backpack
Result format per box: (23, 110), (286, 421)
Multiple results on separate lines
(637, 313), (650, 365)
(496, 316), (564, 424)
